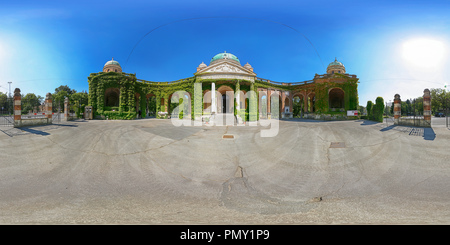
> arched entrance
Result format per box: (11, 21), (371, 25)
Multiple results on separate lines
(217, 85), (234, 114)
(308, 93), (316, 113)
(105, 88), (120, 107)
(222, 94), (231, 113)
(329, 88), (345, 110)
(293, 94), (304, 117)
(146, 94), (156, 117)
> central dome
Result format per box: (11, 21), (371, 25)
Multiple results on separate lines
(210, 51), (240, 64)
(104, 58), (121, 67)
(326, 58), (346, 74)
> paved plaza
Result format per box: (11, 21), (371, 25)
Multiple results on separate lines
(0, 118), (449, 224)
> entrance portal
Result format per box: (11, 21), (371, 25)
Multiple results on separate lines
(222, 94), (230, 113)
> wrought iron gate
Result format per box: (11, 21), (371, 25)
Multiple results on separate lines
(0, 97), (14, 127)
(52, 99), (61, 124)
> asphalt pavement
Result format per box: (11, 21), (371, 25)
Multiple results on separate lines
(0, 118), (449, 224)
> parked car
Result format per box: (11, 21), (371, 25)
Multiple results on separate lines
(435, 112), (445, 117)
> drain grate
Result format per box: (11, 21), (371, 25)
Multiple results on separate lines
(223, 134), (234, 139)
(330, 142), (345, 148)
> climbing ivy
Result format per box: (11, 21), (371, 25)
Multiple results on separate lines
(88, 72), (359, 120)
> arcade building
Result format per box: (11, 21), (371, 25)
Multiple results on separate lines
(87, 52), (359, 121)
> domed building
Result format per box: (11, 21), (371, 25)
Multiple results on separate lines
(326, 58), (345, 74)
(103, 58), (122, 73)
(87, 52), (359, 121)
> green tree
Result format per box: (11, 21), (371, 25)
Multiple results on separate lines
(52, 85), (77, 112)
(0, 92), (8, 112)
(21, 93), (43, 114)
(293, 96), (303, 118)
(372, 97), (385, 122)
(366, 100), (373, 118)
(71, 91), (89, 117)
(55, 85), (76, 96)
(430, 88), (450, 114)
(52, 90), (68, 112)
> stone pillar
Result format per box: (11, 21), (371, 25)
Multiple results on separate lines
(267, 89), (271, 119)
(393, 94), (401, 124)
(45, 92), (53, 124)
(13, 88), (21, 127)
(423, 89), (431, 123)
(236, 84), (240, 112)
(211, 82), (216, 114)
(304, 93), (308, 113)
(64, 97), (69, 121)
(289, 91), (293, 114)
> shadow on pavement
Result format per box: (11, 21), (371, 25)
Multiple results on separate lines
(380, 125), (397, 131)
(20, 127), (50, 136)
(423, 128), (436, 141)
(52, 123), (78, 127)
(358, 120), (380, 126)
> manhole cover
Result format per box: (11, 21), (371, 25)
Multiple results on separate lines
(223, 134), (234, 139)
(330, 142), (345, 148)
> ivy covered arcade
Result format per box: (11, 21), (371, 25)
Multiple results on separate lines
(87, 53), (359, 121)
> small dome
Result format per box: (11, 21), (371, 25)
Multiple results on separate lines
(104, 58), (121, 67)
(244, 62), (252, 69)
(327, 58), (344, 68)
(210, 51), (240, 64)
(198, 62), (207, 68)
(103, 57), (122, 73)
(326, 58), (345, 74)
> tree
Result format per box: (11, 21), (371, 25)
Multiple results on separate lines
(55, 85), (76, 96)
(366, 100), (373, 118)
(21, 93), (43, 114)
(430, 88), (450, 114)
(0, 92), (8, 112)
(71, 91), (89, 117)
(373, 96), (385, 122)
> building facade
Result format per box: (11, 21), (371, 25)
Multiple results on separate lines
(87, 52), (359, 121)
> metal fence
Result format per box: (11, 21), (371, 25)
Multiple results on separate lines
(0, 98), (14, 127)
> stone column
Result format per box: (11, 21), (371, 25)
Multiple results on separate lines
(64, 97), (69, 121)
(393, 94), (401, 125)
(211, 82), (216, 114)
(304, 93), (308, 113)
(267, 89), (271, 119)
(289, 92), (293, 114)
(45, 92), (53, 124)
(423, 89), (431, 124)
(236, 83), (240, 112)
(13, 88), (21, 127)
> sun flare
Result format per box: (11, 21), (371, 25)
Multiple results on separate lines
(402, 38), (446, 69)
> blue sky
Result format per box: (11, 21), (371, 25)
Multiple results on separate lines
(0, 0), (449, 106)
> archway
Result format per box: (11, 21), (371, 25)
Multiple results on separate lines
(217, 85), (234, 114)
(146, 94), (156, 117)
(308, 93), (316, 113)
(105, 88), (120, 108)
(284, 97), (290, 114)
(293, 94), (304, 117)
(329, 88), (345, 110)
(222, 94), (231, 113)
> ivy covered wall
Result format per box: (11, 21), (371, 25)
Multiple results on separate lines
(88, 72), (359, 120)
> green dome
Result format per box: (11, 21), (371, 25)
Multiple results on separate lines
(210, 52), (240, 64)
(328, 58), (344, 67)
(104, 58), (121, 67)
